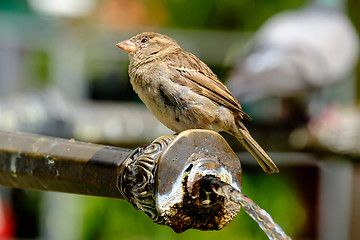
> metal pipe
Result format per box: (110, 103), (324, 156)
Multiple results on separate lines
(0, 129), (244, 233)
(0, 130), (129, 199)
(0, 129), (294, 237)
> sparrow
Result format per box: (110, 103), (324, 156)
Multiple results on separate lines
(116, 32), (279, 174)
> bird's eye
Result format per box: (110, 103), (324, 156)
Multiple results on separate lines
(141, 38), (148, 43)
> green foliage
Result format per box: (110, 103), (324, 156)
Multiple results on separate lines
(30, 51), (50, 86)
(160, 0), (304, 30)
(0, 0), (33, 14)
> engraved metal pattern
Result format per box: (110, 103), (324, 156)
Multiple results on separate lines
(118, 134), (176, 223)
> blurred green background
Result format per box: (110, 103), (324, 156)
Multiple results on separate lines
(0, 0), (359, 240)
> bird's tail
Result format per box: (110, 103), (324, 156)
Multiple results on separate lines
(235, 124), (279, 174)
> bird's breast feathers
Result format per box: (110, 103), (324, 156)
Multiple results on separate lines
(130, 69), (227, 132)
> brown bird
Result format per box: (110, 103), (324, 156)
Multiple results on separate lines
(116, 32), (279, 174)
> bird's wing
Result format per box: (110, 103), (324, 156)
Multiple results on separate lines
(166, 50), (251, 121)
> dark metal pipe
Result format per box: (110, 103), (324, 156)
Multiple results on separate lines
(0, 130), (130, 199)
(0, 129), (246, 233)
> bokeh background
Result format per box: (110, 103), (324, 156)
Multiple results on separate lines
(0, 0), (359, 239)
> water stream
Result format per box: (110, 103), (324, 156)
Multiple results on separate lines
(205, 175), (291, 240)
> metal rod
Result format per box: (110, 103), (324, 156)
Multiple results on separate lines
(0, 130), (130, 199)
(0, 129), (287, 236)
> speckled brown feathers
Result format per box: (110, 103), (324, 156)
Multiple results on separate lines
(165, 50), (252, 121)
(116, 32), (278, 174)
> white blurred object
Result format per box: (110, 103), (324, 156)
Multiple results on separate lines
(0, 88), (171, 144)
(290, 104), (360, 156)
(309, 105), (360, 155)
(227, 2), (359, 101)
(29, 0), (97, 18)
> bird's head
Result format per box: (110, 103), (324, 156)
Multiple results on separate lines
(116, 32), (180, 61)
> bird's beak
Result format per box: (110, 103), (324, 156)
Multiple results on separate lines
(116, 40), (137, 53)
